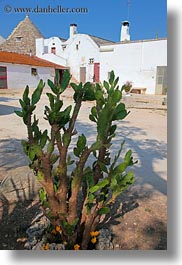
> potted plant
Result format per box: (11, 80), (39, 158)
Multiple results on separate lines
(122, 81), (132, 96)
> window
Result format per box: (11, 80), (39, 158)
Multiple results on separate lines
(89, 58), (94, 64)
(31, 68), (38, 76)
(62, 45), (66, 51)
(51, 47), (56, 54)
(16, 37), (22, 42)
(44, 46), (48, 53)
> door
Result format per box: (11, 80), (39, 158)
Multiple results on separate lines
(155, 66), (167, 95)
(94, 63), (100, 83)
(80, 67), (86, 83)
(0, 66), (7, 89)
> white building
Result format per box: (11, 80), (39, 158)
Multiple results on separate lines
(0, 51), (65, 89)
(36, 24), (115, 83)
(100, 37), (167, 95)
(36, 21), (167, 95)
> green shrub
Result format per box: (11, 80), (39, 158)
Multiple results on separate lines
(15, 70), (137, 250)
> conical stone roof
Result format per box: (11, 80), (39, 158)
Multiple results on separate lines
(0, 15), (44, 55)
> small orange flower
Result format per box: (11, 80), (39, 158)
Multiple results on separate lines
(90, 231), (95, 237)
(55, 225), (62, 233)
(74, 244), (80, 250)
(93, 231), (99, 236)
(90, 231), (99, 237)
(44, 243), (50, 250)
(91, 237), (97, 244)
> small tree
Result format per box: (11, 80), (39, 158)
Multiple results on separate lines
(15, 70), (137, 250)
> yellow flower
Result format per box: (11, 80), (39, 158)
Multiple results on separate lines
(90, 231), (99, 237)
(44, 243), (50, 250)
(91, 237), (97, 244)
(74, 244), (80, 250)
(55, 225), (62, 233)
(93, 231), (99, 236)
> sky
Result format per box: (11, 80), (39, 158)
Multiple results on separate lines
(0, 0), (167, 42)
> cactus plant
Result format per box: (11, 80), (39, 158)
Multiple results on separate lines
(15, 70), (137, 250)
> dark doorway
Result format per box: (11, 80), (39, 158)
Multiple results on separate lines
(0, 66), (7, 89)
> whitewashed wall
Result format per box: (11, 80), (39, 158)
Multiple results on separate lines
(0, 62), (55, 89)
(36, 34), (100, 82)
(63, 34), (100, 82)
(100, 39), (167, 94)
(36, 38), (67, 66)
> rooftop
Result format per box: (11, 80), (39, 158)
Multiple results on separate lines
(0, 51), (66, 69)
(88, 34), (116, 46)
(100, 37), (167, 46)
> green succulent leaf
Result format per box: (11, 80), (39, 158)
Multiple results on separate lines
(60, 70), (71, 93)
(95, 90), (105, 103)
(91, 106), (97, 117)
(77, 134), (86, 152)
(103, 81), (110, 92)
(89, 178), (109, 193)
(67, 155), (74, 166)
(54, 100), (63, 112)
(114, 77), (119, 88)
(111, 90), (122, 104)
(46, 93), (55, 110)
(62, 132), (71, 147)
(113, 102), (128, 120)
(32, 79), (45, 106)
(23, 85), (30, 105)
(89, 114), (97, 122)
(40, 130), (48, 148)
(63, 105), (72, 120)
(50, 154), (59, 164)
(21, 140), (29, 155)
(98, 207), (110, 215)
(37, 171), (44, 181)
(39, 188), (47, 204)
(48, 79), (59, 95)
(109, 71), (115, 85)
(109, 125), (117, 135)
(83, 82), (96, 101)
(73, 147), (81, 157)
(14, 110), (24, 117)
(47, 142), (54, 154)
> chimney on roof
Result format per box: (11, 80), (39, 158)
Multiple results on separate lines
(70, 23), (77, 38)
(120, 21), (130, 41)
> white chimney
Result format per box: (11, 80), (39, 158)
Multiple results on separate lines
(70, 23), (77, 38)
(120, 21), (130, 41)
